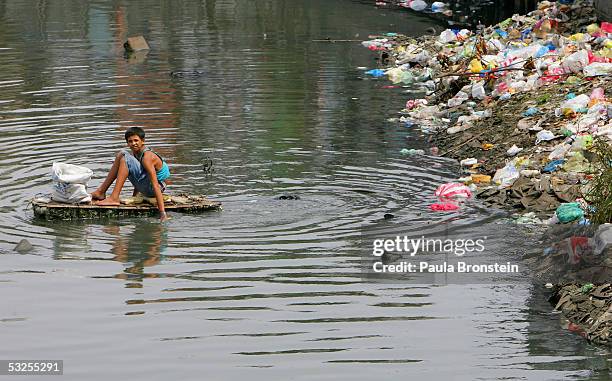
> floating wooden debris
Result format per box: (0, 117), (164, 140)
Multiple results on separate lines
(31, 194), (221, 220)
(124, 36), (150, 52)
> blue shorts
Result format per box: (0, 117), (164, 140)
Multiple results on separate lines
(121, 149), (166, 197)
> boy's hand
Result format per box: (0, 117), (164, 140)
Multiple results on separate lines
(160, 211), (170, 222)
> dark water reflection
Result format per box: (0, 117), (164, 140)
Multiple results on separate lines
(0, 1), (609, 380)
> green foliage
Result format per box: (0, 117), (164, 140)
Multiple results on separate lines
(584, 138), (612, 224)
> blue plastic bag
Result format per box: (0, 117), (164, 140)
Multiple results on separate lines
(365, 69), (386, 78)
(543, 159), (565, 173)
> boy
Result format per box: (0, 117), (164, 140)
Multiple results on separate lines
(91, 127), (171, 221)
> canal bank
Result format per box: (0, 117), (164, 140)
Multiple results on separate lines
(361, 0), (611, 346)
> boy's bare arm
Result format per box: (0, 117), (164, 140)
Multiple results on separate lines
(142, 153), (168, 221)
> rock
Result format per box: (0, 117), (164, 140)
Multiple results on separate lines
(14, 239), (33, 253)
(124, 36), (150, 52)
(383, 213), (395, 219)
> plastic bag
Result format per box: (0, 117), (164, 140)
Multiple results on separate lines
(560, 94), (589, 112)
(409, 0), (427, 11)
(492, 162), (519, 188)
(430, 202), (460, 211)
(562, 50), (589, 74)
(447, 91), (469, 107)
(506, 145), (523, 156)
(434, 183), (472, 199)
(439, 29), (456, 43)
(51, 162), (93, 203)
(431, 1), (446, 13)
(589, 87), (605, 106)
(548, 143), (571, 160)
(583, 62), (612, 77)
(535, 130), (555, 144)
(386, 67), (405, 84)
(471, 82), (486, 100)
(365, 69), (386, 77)
(542, 159), (565, 173)
(555, 202), (584, 223)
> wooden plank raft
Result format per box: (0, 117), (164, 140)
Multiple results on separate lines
(31, 194), (221, 220)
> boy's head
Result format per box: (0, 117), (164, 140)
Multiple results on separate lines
(125, 127), (146, 154)
(125, 127), (145, 142)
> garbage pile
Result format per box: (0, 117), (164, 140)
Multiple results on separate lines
(363, 0), (612, 345)
(526, 223), (611, 283)
(362, 0), (612, 224)
(550, 282), (611, 346)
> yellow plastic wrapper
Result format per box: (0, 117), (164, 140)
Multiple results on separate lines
(586, 24), (600, 35)
(470, 174), (491, 184)
(469, 59), (484, 73)
(570, 33), (585, 42)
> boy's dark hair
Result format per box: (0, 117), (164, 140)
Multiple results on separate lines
(125, 127), (145, 141)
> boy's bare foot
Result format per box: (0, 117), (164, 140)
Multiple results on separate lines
(95, 198), (121, 206)
(91, 190), (106, 201)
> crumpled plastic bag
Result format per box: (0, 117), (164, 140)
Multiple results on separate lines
(543, 159), (565, 173)
(434, 183), (473, 200)
(409, 0), (427, 11)
(492, 162), (520, 188)
(536, 130), (556, 144)
(583, 62), (612, 77)
(556, 202), (584, 223)
(430, 202), (460, 211)
(439, 29), (456, 43)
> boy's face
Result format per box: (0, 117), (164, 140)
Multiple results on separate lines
(126, 134), (145, 154)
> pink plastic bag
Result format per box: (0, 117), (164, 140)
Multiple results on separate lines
(434, 183), (473, 200)
(601, 22), (612, 34)
(429, 202), (460, 211)
(590, 87), (605, 101)
(588, 51), (612, 64)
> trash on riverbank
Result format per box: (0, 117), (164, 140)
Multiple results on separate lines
(363, 0), (611, 345)
(549, 282), (611, 346)
(361, 0), (611, 224)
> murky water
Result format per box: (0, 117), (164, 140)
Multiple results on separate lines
(0, 1), (609, 379)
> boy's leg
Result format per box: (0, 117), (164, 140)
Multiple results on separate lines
(96, 154), (129, 206)
(91, 152), (124, 201)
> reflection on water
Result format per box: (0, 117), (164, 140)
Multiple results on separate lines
(106, 222), (167, 286)
(0, 0), (609, 379)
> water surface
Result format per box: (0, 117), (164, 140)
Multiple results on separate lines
(0, 1), (609, 379)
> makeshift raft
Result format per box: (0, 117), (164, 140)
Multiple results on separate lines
(31, 194), (221, 220)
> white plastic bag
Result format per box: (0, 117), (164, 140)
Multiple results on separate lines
(560, 94), (590, 111)
(583, 62), (612, 77)
(439, 29), (456, 43)
(492, 162), (520, 188)
(471, 82), (486, 100)
(535, 130), (555, 144)
(409, 0), (427, 11)
(51, 162), (93, 203)
(561, 50), (589, 74)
